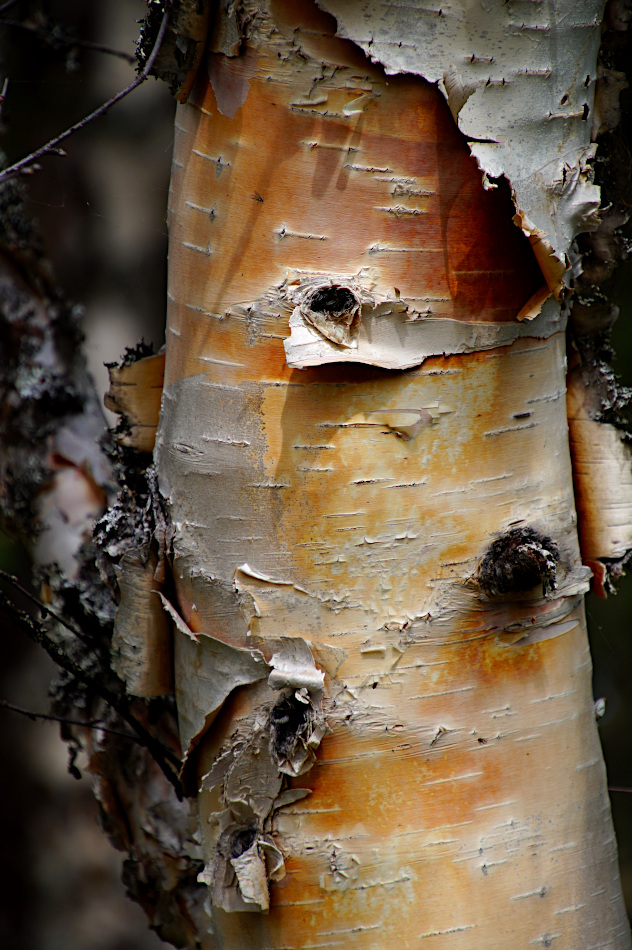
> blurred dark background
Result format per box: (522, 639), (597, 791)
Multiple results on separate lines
(0, 2), (171, 948)
(0, 1), (631, 948)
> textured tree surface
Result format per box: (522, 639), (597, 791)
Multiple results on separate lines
(137, 1), (632, 947)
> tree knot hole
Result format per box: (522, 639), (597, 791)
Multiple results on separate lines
(230, 827), (258, 859)
(309, 286), (357, 321)
(477, 527), (559, 598)
(270, 692), (313, 760)
(303, 284), (361, 346)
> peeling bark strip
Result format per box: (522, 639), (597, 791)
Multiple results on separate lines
(105, 350), (165, 453)
(140, 0), (212, 101)
(155, 0), (631, 947)
(567, 360), (632, 568)
(317, 0), (603, 262)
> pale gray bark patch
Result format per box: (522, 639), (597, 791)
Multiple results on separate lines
(316, 0), (604, 259)
(161, 593), (269, 764)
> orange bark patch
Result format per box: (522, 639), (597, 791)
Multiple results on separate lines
(167, 16), (545, 386)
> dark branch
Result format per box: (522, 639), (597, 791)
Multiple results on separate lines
(0, 2), (171, 184)
(0, 698), (148, 742)
(0, 587), (183, 797)
(0, 76), (8, 122)
(0, 569), (92, 645)
(0, 18), (137, 64)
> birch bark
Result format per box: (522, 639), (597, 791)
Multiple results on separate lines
(136, 0), (632, 946)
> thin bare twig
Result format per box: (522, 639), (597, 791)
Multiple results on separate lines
(0, 585), (96, 685)
(0, 19), (137, 64)
(0, 76), (8, 122)
(0, 568), (93, 645)
(0, 2), (171, 184)
(0, 0), (19, 16)
(0, 697), (147, 742)
(0, 587), (183, 796)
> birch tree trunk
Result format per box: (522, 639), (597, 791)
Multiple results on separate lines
(112, 0), (632, 946)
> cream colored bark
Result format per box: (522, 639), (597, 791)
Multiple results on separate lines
(133, 0), (632, 946)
